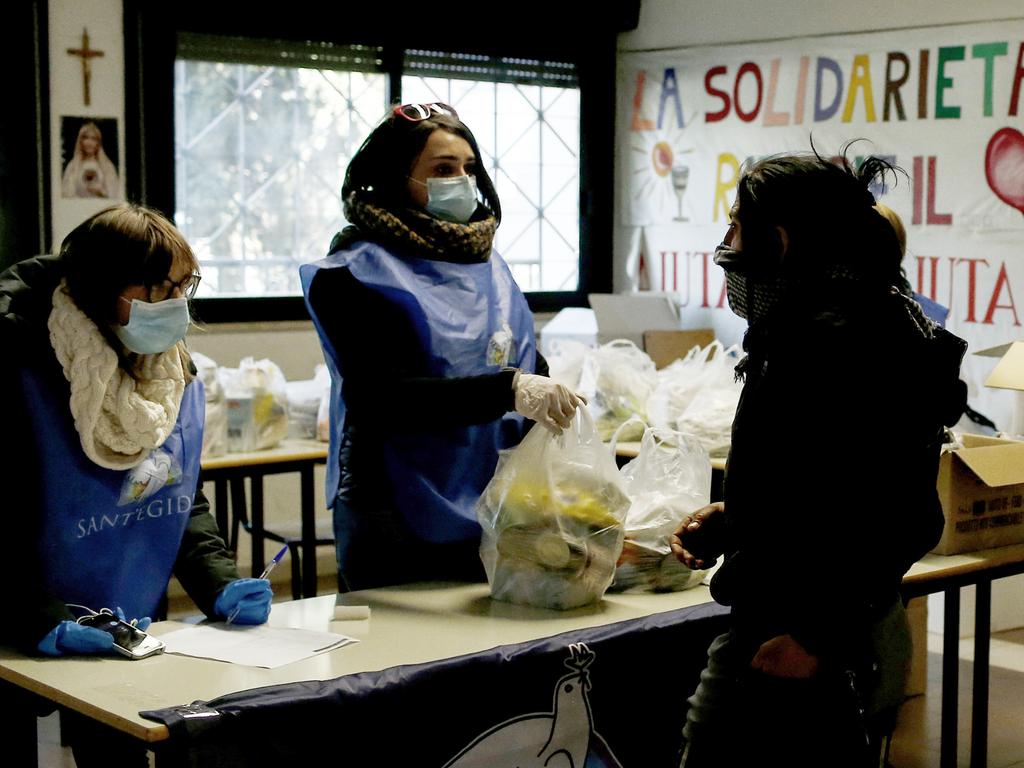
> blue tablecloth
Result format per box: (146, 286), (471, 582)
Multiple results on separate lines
(143, 600), (730, 767)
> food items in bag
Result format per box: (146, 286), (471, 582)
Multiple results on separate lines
(612, 540), (705, 593)
(478, 413), (630, 610)
(611, 427), (712, 592)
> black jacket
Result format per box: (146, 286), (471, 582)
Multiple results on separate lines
(0, 255), (239, 651)
(711, 282), (966, 667)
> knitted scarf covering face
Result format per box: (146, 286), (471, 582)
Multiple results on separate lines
(47, 281), (187, 470)
(343, 192), (497, 263)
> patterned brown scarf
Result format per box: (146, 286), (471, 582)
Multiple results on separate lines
(341, 193), (497, 263)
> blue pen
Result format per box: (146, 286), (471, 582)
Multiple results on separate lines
(226, 545), (288, 625)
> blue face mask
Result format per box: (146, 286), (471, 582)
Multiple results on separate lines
(113, 297), (191, 354)
(424, 176), (479, 223)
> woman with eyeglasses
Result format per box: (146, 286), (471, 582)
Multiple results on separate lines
(0, 203), (274, 763)
(301, 102), (585, 591)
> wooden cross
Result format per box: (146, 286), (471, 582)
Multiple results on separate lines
(67, 28), (104, 106)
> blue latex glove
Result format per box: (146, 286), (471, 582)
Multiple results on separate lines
(113, 606), (152, 632)
(37, 621), (115, 657)
(214, 578), (273, 625)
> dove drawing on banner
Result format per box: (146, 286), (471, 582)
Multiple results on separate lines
(443, 643), (623, 768)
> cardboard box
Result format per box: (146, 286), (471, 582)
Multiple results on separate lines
(932, 433), (1024, 554)
(983, 340), (1024, 436)
(588, 292), (682, 347)
(642, 329), (715, 369)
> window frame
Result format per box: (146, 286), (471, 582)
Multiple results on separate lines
(124, 6), (617, 323)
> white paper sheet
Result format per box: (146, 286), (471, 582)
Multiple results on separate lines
(158, 623), (357, 668)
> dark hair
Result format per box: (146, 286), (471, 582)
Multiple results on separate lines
(734, 142), (904, 283)
(59, 203), (199, 374)
(342, 109), (501, 222)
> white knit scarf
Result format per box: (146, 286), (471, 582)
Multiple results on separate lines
(47, 282), (187, 470)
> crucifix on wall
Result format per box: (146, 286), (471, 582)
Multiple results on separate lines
(67, 28), (104, 106)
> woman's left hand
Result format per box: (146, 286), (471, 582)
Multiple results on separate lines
(750, 634), (819, 678)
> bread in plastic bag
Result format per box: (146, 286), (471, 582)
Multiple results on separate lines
(610, 425), (711, 593)
(477, 408), (629, 610)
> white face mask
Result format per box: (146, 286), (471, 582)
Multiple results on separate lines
(113, 297), (191, 354)
(424, 175), (479, 223)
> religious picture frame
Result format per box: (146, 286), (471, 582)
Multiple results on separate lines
(60, 116), (121, 200)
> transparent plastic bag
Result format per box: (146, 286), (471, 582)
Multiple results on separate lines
(191, 351), (227, 459)
(647, 340), (723, 431)
(578, 339), (658, 442)
(673, 344), (742, 458)
(610, 425), (712, 593)
(220, 357), (289, 451)
(285, 364), (331, 440)
(545, 338), (591, 389)
(477, 408), (630, 610)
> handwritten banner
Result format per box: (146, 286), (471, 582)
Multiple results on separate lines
(617, 19), (1024, 428)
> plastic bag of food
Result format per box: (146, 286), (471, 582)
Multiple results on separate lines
(219, 357), (289, 451)
(191, 351), (227, 459)
(545, 338), (590, 389)
(610, 426), (711, 593)
(477, 408), (630, 610)
(672, 344), (742, 458)
(646, 340), (723, 431)
(286, 364), (331, 440)
(577, 339), (658, 442)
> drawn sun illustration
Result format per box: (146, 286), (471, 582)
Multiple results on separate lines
(630, 127), (692, 223)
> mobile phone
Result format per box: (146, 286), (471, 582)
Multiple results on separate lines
(79, 613), (166, 660)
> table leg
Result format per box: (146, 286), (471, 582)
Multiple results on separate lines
(970, 580), (991, 768)
(214, 479), (230, 551)
(301, 466), (316, 597)
(251, 476), (265, 577)
(940, 587), (960, 768)
(229, 477), (247, 561)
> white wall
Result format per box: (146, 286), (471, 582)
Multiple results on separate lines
(618, 0), (1024, 636)
(618, 0), (1023, 50)
(48, 0), (125, 248)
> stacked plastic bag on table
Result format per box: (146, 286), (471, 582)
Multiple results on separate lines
(646, 340), (743, 458)
(192, 351), (228, 460)
(219, 357), (290, 452)
(477, 409), (630, 610)
(610, 424), (712, 593)
(576, 339), (659, 442)
(545, 336), (742, 457)
(285, 364), (331, 440)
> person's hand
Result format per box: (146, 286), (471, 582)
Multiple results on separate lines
(513, 372), (587, 435)
(670, 502), (726, 569)
(214, 578), (273, 625)
(750, 634), (820, 679)
(37, 621), (116, 657)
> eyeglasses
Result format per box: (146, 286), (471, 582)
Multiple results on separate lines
(151, 272), (201, 301)
(392, 102), (459, 122)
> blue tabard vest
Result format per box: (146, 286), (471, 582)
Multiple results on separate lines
(300, 240), (537, 543)
(20, 365), (204, 619)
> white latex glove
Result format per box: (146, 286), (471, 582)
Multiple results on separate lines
(513, 371), (587, 435)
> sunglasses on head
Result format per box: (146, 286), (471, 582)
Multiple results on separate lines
(392, 102), (459, 122)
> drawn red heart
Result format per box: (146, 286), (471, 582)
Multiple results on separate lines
(985, 127), (1024, 215)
